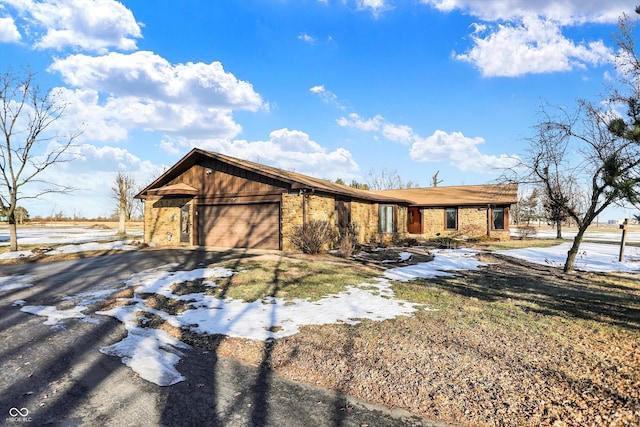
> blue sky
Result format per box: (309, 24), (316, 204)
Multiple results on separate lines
(0, 0), (635, 219)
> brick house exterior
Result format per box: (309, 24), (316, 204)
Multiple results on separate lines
(374, 185), (518, 241)
(135, 149), (409, 251)
(135, 149), (517, 251)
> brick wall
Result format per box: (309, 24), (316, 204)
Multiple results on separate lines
(351, 201), (379, 244)
(280, 193), (397, 251)
(420, 206), (510, 240)
(143, 197), (193, 246)
(280, 193), (337, 252)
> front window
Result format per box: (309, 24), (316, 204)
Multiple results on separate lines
(445, 207), (457, 230)
(493, 207), (505, 230)
(380, 205), (394, 233)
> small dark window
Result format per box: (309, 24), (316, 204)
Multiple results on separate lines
(493, 207), (505, 230)
(445, 207), (457, 230)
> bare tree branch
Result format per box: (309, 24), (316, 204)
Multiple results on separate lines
(0, 67), (82, 251)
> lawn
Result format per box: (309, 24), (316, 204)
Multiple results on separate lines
(189, 252), (640, 427)
(4, 224), (639, 426)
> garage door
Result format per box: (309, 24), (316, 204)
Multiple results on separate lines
(198, 203), (280, 250)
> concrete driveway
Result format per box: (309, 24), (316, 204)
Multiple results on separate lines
(0, 249), (447, 426)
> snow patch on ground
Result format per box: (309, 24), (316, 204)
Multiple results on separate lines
(495, 242), (640, 273)
(0, 240), (139, 260)
(21, 305), (89, 326)
(9, 225), (639, 387)
(93, 265), (426, 385)
(384, 249), (487, 281)
(0, 274), (35, 292)
(99, 326), (190, 386)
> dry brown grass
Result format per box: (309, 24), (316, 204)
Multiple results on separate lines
(72, 247), (640, 426)
(206, 254), (640, 427)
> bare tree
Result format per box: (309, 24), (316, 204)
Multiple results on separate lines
(0, 68), (81, 251)
(431, 170), (443, 187)
(502, 12), (640, 272)
(367, 168), (418, 190)
(542, 182), (572, 239)
(111, 172), (138, 234)
(505, 100), (640, 272)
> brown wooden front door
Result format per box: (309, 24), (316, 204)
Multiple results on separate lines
(407, 207), (422, 234)
(198, 203), (280, 250)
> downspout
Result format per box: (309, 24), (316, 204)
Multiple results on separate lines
(486, 204), (491, 237)
(301, 189), (307, 226)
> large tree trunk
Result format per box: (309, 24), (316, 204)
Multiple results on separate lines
(8, 217), (17, 251)
(8, 194), (18, 251)
(556, 220), (562, 239)
(563, 226), (588, 273)
(118, 179), (126, 234)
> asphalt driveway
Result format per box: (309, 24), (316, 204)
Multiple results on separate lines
(0, 248), (446, 426)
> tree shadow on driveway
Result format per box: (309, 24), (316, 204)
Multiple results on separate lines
(0, 248), (438, 426)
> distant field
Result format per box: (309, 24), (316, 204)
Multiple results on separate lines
(0, 221), (143, 229)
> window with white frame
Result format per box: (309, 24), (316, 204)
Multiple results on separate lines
(380, 205), (394, 233)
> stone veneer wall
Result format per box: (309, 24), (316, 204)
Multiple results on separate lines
(280, 193), (304, 252)
(280, 193), (338, 252)
(420, 206), (510, 240)
(351, 201), (380, 244)
(280, 193), (397, 251)
(143, 197), (193, 246)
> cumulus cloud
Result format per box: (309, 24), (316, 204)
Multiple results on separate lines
(421, 0), (622, 77)
(410, 130), (520, 171)
(421, 0), (628, 25)
(50, 51), (263, 111)
(161, 128), (360, 180)
(338, 112), (519, 173)
(46, 52), (265, 141)
(455, 16), (612, 77)
(3, 0), (141, 52)
(0, 16), (20, 42)
(50, 87), (244, 142)
(28, 143), (165, 218)
(356, 0), (391, 16)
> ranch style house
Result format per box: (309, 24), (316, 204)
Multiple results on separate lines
(135, 149), (518, 251)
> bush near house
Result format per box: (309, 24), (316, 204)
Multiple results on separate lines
(289, 219), (337, 254)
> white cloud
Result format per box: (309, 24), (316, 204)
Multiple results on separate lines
(25, 143), (165, 218)
(410, 129), (520, 172)
(338, 111), (519, 173)
(161, 128), (360, 180)
(338, 113), (415, 145)
(298, 32), (316, 43)
(50, 51), (263, 111)
(3, 0), (141, 52)
(381, 123), (414, 144)
(310, 85), (346, 110)
(0, 16), (20, 42)
(356, 0), (391, 16)
(421, 1), (623, 77)
(455, 16), (612, 77)
(422, 0), (629, 25)
(336, 113), (383, 132)
(46, 52), (265, 141)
